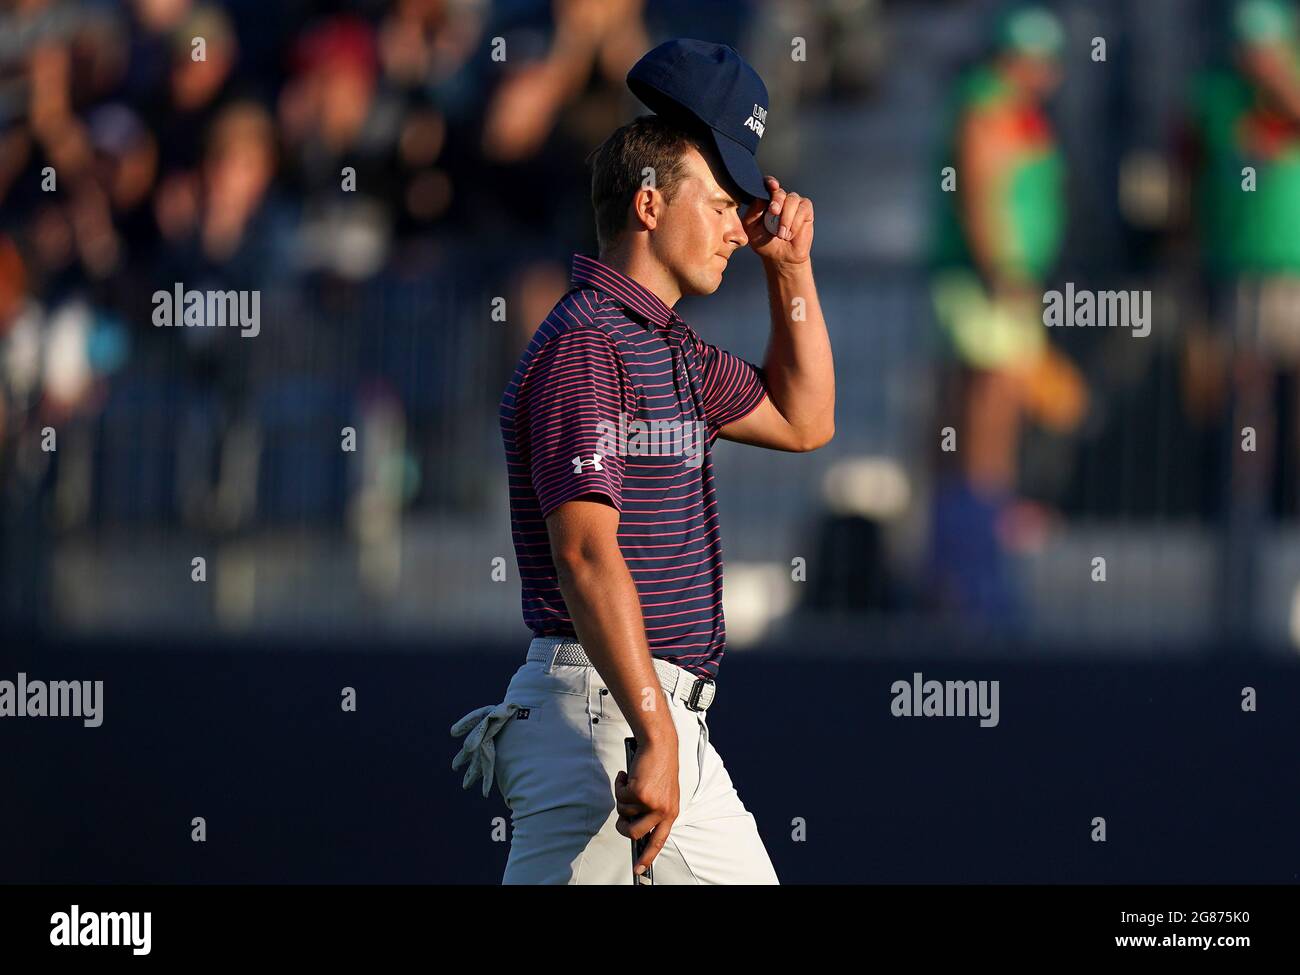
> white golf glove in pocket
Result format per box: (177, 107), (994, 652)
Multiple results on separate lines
(450, 701), (525, 798)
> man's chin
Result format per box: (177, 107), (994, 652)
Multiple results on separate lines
(684, 272), (725, 297)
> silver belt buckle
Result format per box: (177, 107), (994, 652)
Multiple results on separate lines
(685, 675), (715, 712)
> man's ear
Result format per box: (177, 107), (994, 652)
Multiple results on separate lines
(630, 186), (661, 232)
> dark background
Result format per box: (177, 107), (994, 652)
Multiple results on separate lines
(6, 639), (1297, 883)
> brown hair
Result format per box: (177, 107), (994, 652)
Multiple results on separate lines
(586, 114), (711, 253)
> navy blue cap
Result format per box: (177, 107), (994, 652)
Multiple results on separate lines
(627, 38), (771, 203)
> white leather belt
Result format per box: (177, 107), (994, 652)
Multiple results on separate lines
(527, 636), (717, 712)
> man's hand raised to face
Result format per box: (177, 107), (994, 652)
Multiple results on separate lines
(744, 175), (814, 267)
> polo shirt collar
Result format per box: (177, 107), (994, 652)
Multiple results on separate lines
(571, 253), (682, 331)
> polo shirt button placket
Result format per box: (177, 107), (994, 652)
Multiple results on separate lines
(663, 321), (689, 400)
(666, 323), (704, 418)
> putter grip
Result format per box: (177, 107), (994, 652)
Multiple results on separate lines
(624, 737), (654, 885)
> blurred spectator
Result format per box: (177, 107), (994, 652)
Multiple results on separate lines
(88, 103), (158, 241)
(198, 100), (280, 266)
(379, 0), (488, 95)
(278, 14), (399, 280)
(441, 0), (649, 246)
(926, 4), (1088, 624)
(1190, 0), (1300, 518)
(141, 3), (241, 172)
(480, 0), (648, 163)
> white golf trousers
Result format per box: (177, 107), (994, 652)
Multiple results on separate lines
(485, 637), (780, 884)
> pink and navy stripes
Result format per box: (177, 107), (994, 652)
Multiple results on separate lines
(499, 253), (768, 680)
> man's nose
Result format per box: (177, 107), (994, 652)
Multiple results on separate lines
(726, 210), (747, 246)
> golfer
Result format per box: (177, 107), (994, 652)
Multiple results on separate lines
(451, 39), (834, 884)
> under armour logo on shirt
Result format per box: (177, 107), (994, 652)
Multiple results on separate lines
(572, 453), (604, 473)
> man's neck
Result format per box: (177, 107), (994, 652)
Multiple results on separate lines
(598, 244), (681, 309)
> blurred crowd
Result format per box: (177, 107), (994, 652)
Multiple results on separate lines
(920, 0), (1300, 625)
(0, 0), (605, 427)
(0, 0), (874, 521)
(1, 0), (1298, 641)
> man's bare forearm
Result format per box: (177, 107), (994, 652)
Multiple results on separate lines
(760, 259), (835, 447)
(554, 547), (677, 744)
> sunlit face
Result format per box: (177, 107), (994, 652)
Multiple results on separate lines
(206, 136), (273, 213)
(1004, 53), (1061, 98)
(647, 144), (750, 297)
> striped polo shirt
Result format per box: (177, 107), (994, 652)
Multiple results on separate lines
(499, 253), (768, 680)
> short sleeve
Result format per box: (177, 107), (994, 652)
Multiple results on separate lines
(521, 327), (629, 519)
(696, 337), (768, 432)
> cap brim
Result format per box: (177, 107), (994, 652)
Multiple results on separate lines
(709, 128), (770, 203)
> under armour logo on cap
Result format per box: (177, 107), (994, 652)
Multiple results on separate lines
(572, 453), (604, 473)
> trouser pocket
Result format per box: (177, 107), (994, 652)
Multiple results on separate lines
(496, 674), (601, 816)
(590, 677), (705, 811)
